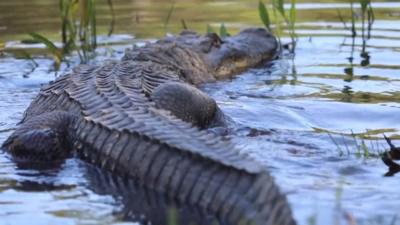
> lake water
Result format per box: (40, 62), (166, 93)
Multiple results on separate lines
(1, 1), (400, 225)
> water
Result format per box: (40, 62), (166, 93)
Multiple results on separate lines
(1, 0), (400, 225)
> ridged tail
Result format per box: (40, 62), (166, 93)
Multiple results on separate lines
(76, 118), (296, 225)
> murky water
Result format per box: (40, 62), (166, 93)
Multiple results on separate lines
(1, 1), (400, 225)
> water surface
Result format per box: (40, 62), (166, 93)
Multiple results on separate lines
(1, 1), (400, 225)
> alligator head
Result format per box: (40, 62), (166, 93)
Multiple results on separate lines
(124, 28), (278, 84)
(188, 27), (278, 79)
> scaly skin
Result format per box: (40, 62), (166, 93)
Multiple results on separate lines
(2, 28), (296, 225)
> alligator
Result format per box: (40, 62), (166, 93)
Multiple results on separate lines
(2, 28), (296, 225)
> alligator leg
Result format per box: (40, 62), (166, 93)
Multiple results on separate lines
(151, 82), (227, 128)
(2, 110), (76, 162)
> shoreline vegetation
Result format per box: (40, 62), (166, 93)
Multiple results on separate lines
(7, 1), (375, 71)
(0, 1), (378, 68)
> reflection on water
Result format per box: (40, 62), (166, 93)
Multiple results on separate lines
(1, 0), (400, 225)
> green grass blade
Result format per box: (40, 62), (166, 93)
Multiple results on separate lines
(80, 0), (89, 27)
(360, 0), (370, 14)
(207, 24), (215, 34)
(258, 1), (271, 30)
(350, 2), (357, 38)
(107, 0), (115, 36)
(18, 51), (38, 67)
(219, 23), (229, 37)
(167, 208), (178, 225)
(181, 19), (188, 30)
(89, 0), (97, 49)
(276, 0), (285, 17)
(29, 33), (62, 58)
(29, 32), (63, 69)
(59, 0), (71, 45)
(164, 2), (175, 32)
(289, 0), (296, 29)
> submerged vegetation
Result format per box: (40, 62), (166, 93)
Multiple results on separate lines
(326, 129), (385, 159)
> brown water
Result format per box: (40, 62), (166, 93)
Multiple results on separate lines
(1, 1), (400, 225)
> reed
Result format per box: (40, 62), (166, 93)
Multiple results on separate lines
(164, 2), (176, 34)
(258, 0), (298, 53)
(167, 208), (178, 225)
(29, 0), (114, 70)
(205, 24), (230, 37)
(219, 23), (230, 37)
(338, 0), (375, 67)
(206, 24), (215, 34)
(326, 129), (385, 159)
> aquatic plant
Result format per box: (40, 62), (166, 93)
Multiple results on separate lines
(258, 1), (271, 31)
(28, 0), (115, 70)
(338, 0), (374, 68)
(258, 0), (298, 53)
(181, 19), (188, 30)
(16, 51), (39, 77)
(325, 129), (385, 158)
(164, 2), (176, 34)
(106, 0), (116, 36)
(219, 23), (230, 37)
(167, 207), (178, 225)
(206, 24), (215, 34)
(29, 32), (65, 70)
(206, 24), (231, 37)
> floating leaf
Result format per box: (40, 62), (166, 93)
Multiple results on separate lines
(258, 1), (271, 30)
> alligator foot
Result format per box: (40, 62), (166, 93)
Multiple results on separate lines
(382, 135), (400, 176)
(2, 111), (76, 162)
